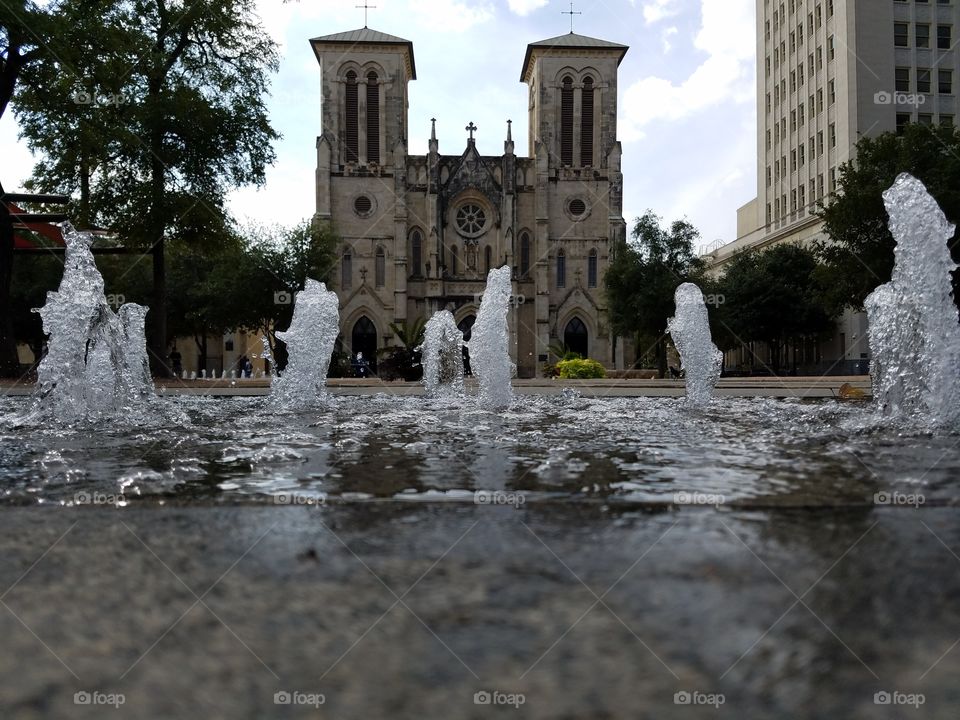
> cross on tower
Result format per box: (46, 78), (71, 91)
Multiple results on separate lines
(465, 122), (477, 141)
(356, 2), (376, 27)
(562, 2), (581, 33)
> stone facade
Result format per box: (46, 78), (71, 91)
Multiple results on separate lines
(310, 28), (629, 377)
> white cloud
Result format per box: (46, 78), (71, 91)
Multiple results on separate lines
(642, 0), (680, 25)
(620, 0), (755, 141)
(409, 0), (494, 32)
(507, 0), (548, 16)
(661, 26), (678, 53)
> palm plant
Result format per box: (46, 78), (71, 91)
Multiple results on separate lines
(377, 317), (427, 381)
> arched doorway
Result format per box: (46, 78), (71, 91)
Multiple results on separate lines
(458, 315), (476, 376)
(351, 316), (378, 374)
(564, 317), (589, 359)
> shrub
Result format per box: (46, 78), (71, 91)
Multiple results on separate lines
(556, 358), (606, 379)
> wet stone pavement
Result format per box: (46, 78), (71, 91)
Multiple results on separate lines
(1, 503), (959, 719)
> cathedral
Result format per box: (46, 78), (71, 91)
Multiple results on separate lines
(310, 26), (629, 377)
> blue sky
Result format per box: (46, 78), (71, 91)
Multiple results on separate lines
(0, 0), (757, 247)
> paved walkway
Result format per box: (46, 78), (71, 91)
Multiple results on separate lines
(0, 376), (872, 399)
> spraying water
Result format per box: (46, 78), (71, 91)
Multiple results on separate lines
(34, 223), (154, 422)
(469, 266), (515, 409)
(269, 279), (340, 407)
(667, 283), (723, 404)
(420, 310), (464, 397)
(865, 173), (960, 426)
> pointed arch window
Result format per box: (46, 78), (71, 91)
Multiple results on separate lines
(581, 76), (594, 167)
(342, 249), (352, 290)
(345, 71), (359, 163)
(557, 249), (566, 288)
(484, 245), (492, 274)
(520, 232), (531, 278)
(375, 246), (385, 288)
(410, 230), (422, 277)
(588, 248), (598, 288)
(366, 71), (380, 164)
(560, 76), (574, 166)
(450, 244), (459, 276)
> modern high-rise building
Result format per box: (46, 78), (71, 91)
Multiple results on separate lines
(706, 0), (960, 374)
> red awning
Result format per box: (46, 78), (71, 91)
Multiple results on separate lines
(8, 202), (67, 249)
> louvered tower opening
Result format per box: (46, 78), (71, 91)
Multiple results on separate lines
(581, 76), (594, 167)
(366, 71), (380, 164)
(560, 76), (574, 166)
(345, 71), (359, 162)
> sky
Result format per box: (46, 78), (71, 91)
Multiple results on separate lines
(0, 0), (757, 249)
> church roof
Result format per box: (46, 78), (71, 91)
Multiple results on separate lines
(310, 27), (417, 79)
(520, 32), (628, 81)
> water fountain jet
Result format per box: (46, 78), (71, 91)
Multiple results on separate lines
(33, 223), (154, 421)
(468, 266), (515, 409)
(667, 283), (723, 404)
(420, 310), (464, 397)
(865, 173), (960, 426)
(269, 279), (340, 408)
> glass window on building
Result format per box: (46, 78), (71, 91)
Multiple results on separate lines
(896, 113), (911, 135)
(938, 25), (952, 50)
(894, 23), (909, 48)
(940, 69), (954, 94)
(918, 68), (932, 94)
(896, 68), (910, 93)
(917, 24), (931, 49)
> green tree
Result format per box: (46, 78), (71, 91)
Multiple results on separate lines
(816, 123), (960, 314)
(1, 0), (75, 375)
(165, 231), (248, 375)
(12, 0), (280, 375)
(605, 211), (705, 377)
(230, 220), (339, 371)
(716, 244), (834, 373)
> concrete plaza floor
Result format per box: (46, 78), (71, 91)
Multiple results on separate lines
(0, 504), (955, 719)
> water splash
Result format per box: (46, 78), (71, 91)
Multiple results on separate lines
(33, 223), (154, 422)
(259, 335), (277, 380)
(419, 310), (464, 397)
(269, 279), (340, 408)
(865, 173), (960, 426)
(667, 283), (723, 404)
(469, 266), (515, 409)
